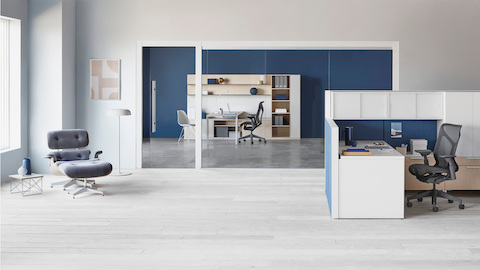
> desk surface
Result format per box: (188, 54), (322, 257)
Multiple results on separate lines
(340, 140), (404, 158)
(207, 111), (245, 118)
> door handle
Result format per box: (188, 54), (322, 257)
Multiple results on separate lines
(152, 80), (156, 133)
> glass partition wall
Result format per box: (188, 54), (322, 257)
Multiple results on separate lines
(138, 43), (396, 169)
(200, 49), (325, 168)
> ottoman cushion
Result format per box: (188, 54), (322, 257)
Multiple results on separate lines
(58, 159), (112, 179)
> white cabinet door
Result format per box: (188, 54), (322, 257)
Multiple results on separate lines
(444, 92), (473, 156)
(389, 93), (416, 119)
(416, 93), (443, 119)
(473, 93), (480, 156)
(360, 93), (388, 118)
(333, 92), (361, 119)
(289, 75), (301, 138)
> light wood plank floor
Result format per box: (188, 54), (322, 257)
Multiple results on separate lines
(2, 169), (480, 269)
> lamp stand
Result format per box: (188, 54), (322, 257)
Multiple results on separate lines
(110, 114), (131, 176)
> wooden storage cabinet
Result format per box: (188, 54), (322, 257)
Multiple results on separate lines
(405, 156), (480, 190)
(444, 164), (480, 190)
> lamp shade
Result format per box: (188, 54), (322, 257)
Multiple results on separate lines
(108, 109), (131, 116)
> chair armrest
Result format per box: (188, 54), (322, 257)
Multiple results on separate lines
(90, 151), (103, 159)
(42, 153), (57, 162)
(439, 155), (457, 180)
(415, 150), (432, 165)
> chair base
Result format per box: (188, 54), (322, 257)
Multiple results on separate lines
(407, 187), (464, 212)
(51, 179), (94, 190)
(178, 125), (195, 143)
(67, 179), (104, 199)
(238, 132), (266, 144)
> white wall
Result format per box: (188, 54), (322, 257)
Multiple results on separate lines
(28, 0), (75, 173)
(62, 0), (75, 129)
(0, 0), (28, 182)
(75, 0), (480, 169)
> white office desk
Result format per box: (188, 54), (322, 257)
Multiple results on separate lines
(338, 141), (405, 218)
(206, 111), (245, 145)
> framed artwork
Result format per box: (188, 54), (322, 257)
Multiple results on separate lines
(391, 122), (402, 138)
(90, 59), (120, 100)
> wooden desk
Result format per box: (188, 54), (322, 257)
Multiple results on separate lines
(206, 111), (245, 145)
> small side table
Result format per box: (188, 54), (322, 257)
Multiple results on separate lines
(9, 173), (43, 196)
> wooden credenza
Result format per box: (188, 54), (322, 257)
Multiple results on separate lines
(405, 156), (480, 190)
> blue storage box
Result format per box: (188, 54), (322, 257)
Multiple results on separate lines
(207, 79), (218, 84)
(275, 94), (288, 100)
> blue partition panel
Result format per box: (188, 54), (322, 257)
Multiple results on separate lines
(335, 120), (437, 151)
(325, 119), (332, 215)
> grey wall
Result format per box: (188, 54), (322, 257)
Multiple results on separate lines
(0, 0), (29, 182)
(28, 0), (75, 173)
(75, 0), (480, 169)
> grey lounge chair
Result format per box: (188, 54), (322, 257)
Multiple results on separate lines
(45, 129), (112, 198)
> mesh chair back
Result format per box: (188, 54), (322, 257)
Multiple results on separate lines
(434, 123), (461, 170)
(177, 110), (190, 126)
(254, 101), (264, 126)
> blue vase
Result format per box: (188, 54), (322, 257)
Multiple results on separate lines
(22, 158), (31, 175)
(250, 88), (258, 95)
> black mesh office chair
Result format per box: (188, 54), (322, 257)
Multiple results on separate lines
(406, 123), (464, 212)
(238, 101), (266, 144)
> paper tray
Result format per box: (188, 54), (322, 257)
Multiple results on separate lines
(342, 149), (372, 156)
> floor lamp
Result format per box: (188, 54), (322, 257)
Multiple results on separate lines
(108, 109), (132, 176)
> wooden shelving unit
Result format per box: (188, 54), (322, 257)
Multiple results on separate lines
(271, 76), (291, 138)
(186, 74), (300, 140)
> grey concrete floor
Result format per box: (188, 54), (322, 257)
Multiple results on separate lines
(142, 138), (324, 168)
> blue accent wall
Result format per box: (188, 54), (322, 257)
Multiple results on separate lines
(143, 49), (392, 138)
(266, 51), (329, 138)
(330, 50), (392, 90)
(202, 50), (391, 138)
(143, 47), (195, 138)
(203, 50), (266, 74)
(335, 120), (438, 151)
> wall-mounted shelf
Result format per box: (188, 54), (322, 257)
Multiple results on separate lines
(187, 84), (271, 86)
(187, 74), (272, 96)
(187, 94), (271, 96)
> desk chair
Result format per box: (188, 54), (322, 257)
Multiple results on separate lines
(238, 101), (266, 144)
(45, 129), (112, 198)
(406, 123), (464, 212)
(177, 110), (195, 143)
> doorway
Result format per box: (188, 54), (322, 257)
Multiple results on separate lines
(142, 47), (196, 168)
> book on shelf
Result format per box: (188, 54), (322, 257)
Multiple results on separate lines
(274, 115), (284, 125)
(274, 108), (288, 113)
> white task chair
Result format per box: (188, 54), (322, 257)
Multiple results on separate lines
(177, 110), (195, 143)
